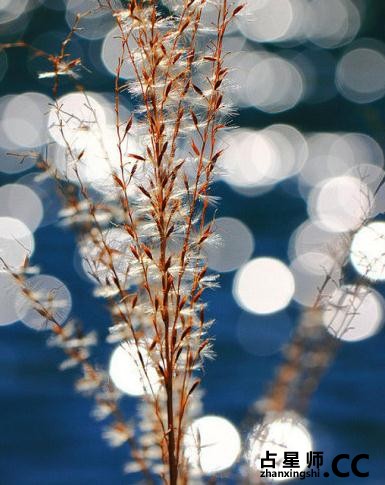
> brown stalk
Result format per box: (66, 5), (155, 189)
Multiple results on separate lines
(2, 259), (155, 484)
(6, 1), (243, 482)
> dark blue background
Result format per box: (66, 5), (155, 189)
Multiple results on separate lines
(1, 2), (385, 484)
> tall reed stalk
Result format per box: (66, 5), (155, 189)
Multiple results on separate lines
(3, 1), (244, 483)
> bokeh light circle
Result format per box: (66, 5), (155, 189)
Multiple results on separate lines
(336, 47), (385, 103)
(109, 341), (160, 397)
(307, 0), (361, 49)
(102, 27), (138, 79)
(204, 217), (254, 273)
(246, 56), (304, 113)
(184, 416), (241, 475)
(233, 258), (295, 315)
(0, 217), (35, 270)
(350, 222), (385, 281)
(308, 176), (373, 233)
(15, 275), (72, 331)
(80, 227), (134, 287)
(0, 184), (43, 232)
(2, 92), (51, 148)
(290, 254), (341, 307)
(0, 273), (22, 326)
(237, 0), (294, 43)
(247, 412), (313, 481)
(48, 91), (107, 147)
(323, 285), (383, 341)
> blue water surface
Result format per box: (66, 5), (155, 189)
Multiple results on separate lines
(0, 3), (385, 484)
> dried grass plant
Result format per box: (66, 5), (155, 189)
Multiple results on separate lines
(2, 1), (245, 483)
(245, 176), (385, 483)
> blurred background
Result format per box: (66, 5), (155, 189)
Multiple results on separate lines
(0, 0), (385, 483)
